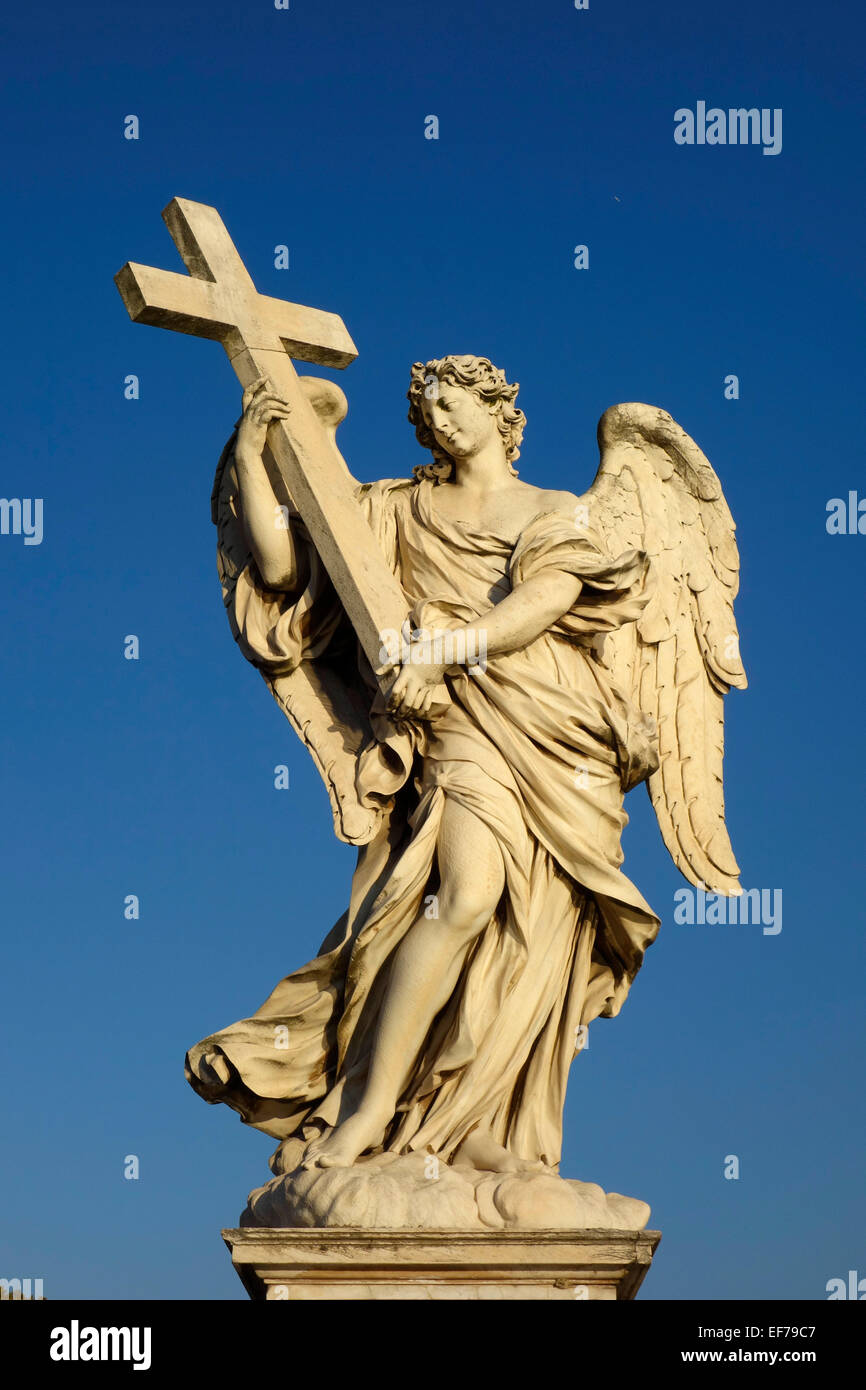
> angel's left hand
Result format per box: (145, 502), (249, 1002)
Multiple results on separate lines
(385, 646), (447, 721)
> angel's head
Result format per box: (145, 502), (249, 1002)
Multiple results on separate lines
(407, 355), (526, 483)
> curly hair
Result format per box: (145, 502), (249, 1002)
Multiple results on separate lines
(406, 355), (526, 483)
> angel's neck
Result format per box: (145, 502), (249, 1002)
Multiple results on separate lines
(449, 442), (512, 494)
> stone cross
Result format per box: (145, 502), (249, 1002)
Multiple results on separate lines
(115, 197), (439, 706)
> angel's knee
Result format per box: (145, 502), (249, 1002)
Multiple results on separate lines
(434, 873), (502, 945)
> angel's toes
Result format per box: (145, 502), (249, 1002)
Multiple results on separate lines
(299, 1138), (326, 1169)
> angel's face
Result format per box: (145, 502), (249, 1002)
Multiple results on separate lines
(421, 382), (498, 460)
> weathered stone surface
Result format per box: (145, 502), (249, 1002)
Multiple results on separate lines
(241, 1150), (651, 1232)
(224, 1227), (661, 1301)
(117, 200), (748, 1290)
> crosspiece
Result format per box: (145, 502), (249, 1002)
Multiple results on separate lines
(115, 198), (444, 708)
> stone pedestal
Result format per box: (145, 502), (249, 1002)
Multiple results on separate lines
(223, 1227), (661, 1300)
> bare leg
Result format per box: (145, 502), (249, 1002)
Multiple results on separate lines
(303, 799), (505, 1168)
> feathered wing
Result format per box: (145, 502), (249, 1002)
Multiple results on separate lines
(211, 376), (383, 847)
(585, 403), (747, 894)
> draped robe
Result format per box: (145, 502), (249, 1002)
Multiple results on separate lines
(186, 475), (661, 1168)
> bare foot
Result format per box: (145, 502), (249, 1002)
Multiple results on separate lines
(301, 1107), (389, 1169)
(454, 1129), (547, 1174)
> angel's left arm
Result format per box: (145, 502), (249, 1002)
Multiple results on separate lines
(450, 570), (582, 660)
(386, 569), (582, 718)
(449, 492), (588, 659)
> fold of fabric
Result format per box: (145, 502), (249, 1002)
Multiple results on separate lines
(186, 475), (661, 1165)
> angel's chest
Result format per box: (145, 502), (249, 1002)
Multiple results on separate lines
(430, 500), (524, 542)
(394, 525), (512, 599)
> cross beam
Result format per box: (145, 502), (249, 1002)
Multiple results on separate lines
(115, 198), (440, 710)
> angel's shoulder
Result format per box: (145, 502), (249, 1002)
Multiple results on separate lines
(505, 487), (592, 561)
(355, 477), (415, 500)
(534, 487), (585, 516)
(355, 476), (415, 519)
(519, 487), (586, 531)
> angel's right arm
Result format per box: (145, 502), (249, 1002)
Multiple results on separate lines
(234, 445), (300, 592)
(234, 377), (299, 592)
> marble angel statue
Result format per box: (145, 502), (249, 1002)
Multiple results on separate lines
(185, 354), (746, 1228)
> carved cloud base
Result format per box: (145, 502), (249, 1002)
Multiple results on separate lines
(223, 1227), (661, 1300)
(240, 1149), (652, 1232)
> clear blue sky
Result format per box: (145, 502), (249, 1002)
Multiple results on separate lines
(1, 0), (863, 1299)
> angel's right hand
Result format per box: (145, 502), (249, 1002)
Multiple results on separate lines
(236, 376), (292, 463)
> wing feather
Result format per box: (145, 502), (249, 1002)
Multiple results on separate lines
(585, 403), (746, 893)
(211, 380), (380, 847)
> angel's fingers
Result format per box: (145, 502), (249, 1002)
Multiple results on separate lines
(388, 685), (410, 716)
(374, 658), (399, 680)
(251, 396), (290, 424)
(242, 375), (269, 408)
(249, 378), (275, 409)
(396, 677), (424, 717)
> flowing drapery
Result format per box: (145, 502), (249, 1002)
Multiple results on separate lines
(186, 478), (660, 1166)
